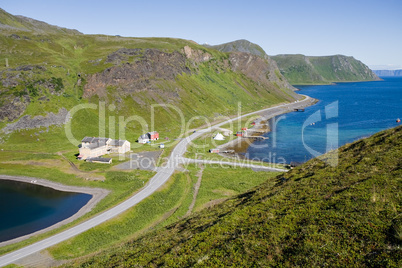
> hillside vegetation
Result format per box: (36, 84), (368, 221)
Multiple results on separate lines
(68, 125), (402, 267)
(272, 54), (381, 85)
(0, 9), (298, 153)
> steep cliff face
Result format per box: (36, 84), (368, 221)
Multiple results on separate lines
(206, 39), (296, 92)
(272, 54), (381, 85)
(229, 52), (296, 92)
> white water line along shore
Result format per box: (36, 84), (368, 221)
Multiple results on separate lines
(0, 95), (315, 267)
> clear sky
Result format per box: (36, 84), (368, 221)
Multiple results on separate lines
(2, 0), (401, 68)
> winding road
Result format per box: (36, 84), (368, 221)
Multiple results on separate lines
(0, 96), (313, 267)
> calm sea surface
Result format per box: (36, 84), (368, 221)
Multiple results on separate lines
(247, 77), (402, 164)
(0, 180), (91, 242)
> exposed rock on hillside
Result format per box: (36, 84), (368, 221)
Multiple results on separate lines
(0, 95), (30, 122)
(183, 45), (212, 63)
(2, 108), (70, 134)
(84, 48), (190, 99)
(229, 52), (296, 92)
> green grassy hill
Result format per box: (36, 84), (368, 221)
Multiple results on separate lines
(272, 54), (381, 85)
(68, 125), (402, 267)
(0, 9), (299, 152)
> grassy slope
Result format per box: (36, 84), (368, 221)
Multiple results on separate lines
(272, 54), (380, 85)
(0, 30), (296, 152)
(69, 125), (402, 267)
(47, 165), (280, 259)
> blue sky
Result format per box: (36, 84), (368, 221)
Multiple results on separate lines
(2, 0), (401, 67)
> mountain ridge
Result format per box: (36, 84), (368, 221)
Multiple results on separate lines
(272, 54), (381, 85)
(207, 39), (380, 85)
(0, 8), (81, 35)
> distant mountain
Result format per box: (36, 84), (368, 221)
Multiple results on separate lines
(207, 40), (381, 85)
(206, 39), (268, 59)
(373, 69), (402, 77)
(0, 8), (81, 34)
(272, 54), (381, 85)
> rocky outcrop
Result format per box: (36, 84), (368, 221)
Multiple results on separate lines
(0, 95), (30, 122)
(84, 48), (191, 99)
(183, 46), (212, 63)
(2, 108), (70, 134)
(229, 52), (296, 91)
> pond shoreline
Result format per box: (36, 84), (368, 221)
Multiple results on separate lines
(0, 175), (110, 247)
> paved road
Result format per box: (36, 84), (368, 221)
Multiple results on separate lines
(0, 95), (312, 267)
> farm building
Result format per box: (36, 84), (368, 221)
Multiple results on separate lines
(149, 131), (159, 140)
(78, 137), (130, 160)
(138, 131), (159, 144)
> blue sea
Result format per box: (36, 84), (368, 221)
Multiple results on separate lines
(246, 77), (402, 164)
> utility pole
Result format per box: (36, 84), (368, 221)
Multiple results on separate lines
(5, 58), (9, 67)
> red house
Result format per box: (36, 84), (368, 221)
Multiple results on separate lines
(148, 131), (159, 141)
(241, 127), (248, 131)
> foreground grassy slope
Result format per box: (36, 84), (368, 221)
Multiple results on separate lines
(272, 54), (381, 85)
(69, 125), (402, 267)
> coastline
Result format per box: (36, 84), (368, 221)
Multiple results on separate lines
(0, 175), (110, 247)
(218, 95), (318, 160)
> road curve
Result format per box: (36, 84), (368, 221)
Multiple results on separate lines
(0, 95), (312, 267)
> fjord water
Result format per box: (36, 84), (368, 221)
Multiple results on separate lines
(0, 180), (91, 242)
(247, 77), (402, 164)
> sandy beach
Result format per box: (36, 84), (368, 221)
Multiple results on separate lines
(218, 96), (318, 158)
(0, 175), (110, 247)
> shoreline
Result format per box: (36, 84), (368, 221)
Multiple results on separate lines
(218, 95), (318, 160)
(0, 175), (110, 247)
